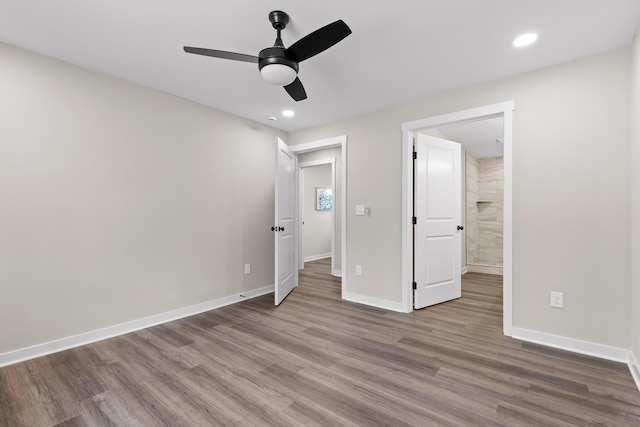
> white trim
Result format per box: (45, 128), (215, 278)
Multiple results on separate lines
(630, 351), (640, 392)
(400, 102), (515, 132)
(299, 167), (305, 271)
(502, 106), (514, 337)
(0, 285), (274, 368)
(401, 101), (515, 335)
(299, 159), (334, 168)
(342, 291), (405, 313)
(291, 135), (347, 300)
(290, 135), (346, 154)
(511, 327), (629, 363)
(304, 253), (331, 262)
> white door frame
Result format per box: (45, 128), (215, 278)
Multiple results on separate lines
(298, 158), (337, 275)
(401, 102), (514, 336)
(290, 135), (347, 298)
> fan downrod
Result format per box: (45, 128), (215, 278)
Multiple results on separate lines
(269, 10), (290, 30)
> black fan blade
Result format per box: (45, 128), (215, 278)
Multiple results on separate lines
(183, 46), (258, 63)
(284, 78), (307, 101)
(285, 20), (351, 63)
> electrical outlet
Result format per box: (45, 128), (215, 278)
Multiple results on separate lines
(550, 291), (563, 308)
(244, 264), (251, 274)
(355, 205), (365, 216)
(355, 264), (362, 276)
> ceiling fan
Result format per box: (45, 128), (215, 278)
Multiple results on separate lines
(183, 11), (352, 101)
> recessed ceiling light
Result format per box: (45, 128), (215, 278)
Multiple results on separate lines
(282, 110), (295, 118)
(513, 33), (538, 48)
(266, 116), (278, 121)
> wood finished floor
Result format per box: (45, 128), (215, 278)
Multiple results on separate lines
(1, 259), (639, 426)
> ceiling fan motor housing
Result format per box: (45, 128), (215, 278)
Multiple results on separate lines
(258, 47), (298, 72)
(258, 47), (299, 85)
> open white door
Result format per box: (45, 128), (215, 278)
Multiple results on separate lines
(274, 138), (297, 305)
(414, 134), (462, 309)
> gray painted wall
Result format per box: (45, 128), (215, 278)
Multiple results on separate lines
(289, 49), (632, 349)
(0, 42), (285, 355)
(631, 31), (640, 362)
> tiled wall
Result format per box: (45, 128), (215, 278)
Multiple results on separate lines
(466, 153), (479, 264)
(466, 152), (504, 274)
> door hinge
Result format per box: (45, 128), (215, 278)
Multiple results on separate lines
(412, 217), (417, 225)
(413, 151), (417, 160)
(413, 282), (417, 290)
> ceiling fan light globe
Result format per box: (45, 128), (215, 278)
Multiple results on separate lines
(260, 63), (297, 86)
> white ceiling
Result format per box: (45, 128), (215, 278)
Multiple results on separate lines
(437, 117), (504, 159)
(1, 1), (639, 131)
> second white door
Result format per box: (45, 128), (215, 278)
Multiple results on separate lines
(414, 134), (462, 309)
(274, 138), (297, 305)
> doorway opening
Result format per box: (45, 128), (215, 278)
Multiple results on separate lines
(401, 102), (514, 336)
(290, 135), (347, 298)
(299, 158), (338, 276)
(423, 117), (506, 277)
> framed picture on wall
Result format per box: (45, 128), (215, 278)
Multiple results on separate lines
(316, 188), (333, 211)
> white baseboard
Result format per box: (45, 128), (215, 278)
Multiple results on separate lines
(332, 269), (342, 277)
(630, 351), (640, 392)
(467, 264), (503, 275)
(304, 253), (331, 262)
(511, 327), (629, 363)
(507, 328), (639, 393)
(0, 285), (274, 368)
(342, 291), (406, 313)
(461, 266), (468, 274)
